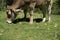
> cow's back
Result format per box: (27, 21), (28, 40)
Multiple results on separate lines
(7, 0), (48, 9)
(36, 0), (47, 5)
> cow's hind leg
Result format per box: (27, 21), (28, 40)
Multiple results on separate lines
(23, 9), (27, 19)
(29, 2), (36, 24)
(48, 0), (52, 22)
(42, 5), (46, 22)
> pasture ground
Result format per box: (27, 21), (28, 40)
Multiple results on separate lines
(0, 11), (60, 40)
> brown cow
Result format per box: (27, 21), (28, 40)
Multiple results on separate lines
(6, 0), (52, 24)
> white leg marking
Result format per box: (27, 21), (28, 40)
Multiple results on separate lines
(42, 18), (46, 22)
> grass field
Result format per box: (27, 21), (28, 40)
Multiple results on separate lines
(0, 11), (60, 40)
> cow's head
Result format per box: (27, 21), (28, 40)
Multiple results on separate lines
(6, 9), (17, 24)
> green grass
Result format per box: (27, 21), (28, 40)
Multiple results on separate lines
(0, 11), (60, 40)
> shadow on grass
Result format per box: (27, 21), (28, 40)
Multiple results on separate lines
(13, 18), (43, 24)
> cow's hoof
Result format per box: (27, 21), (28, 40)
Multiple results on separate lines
(42, 18), (46, 22)
(48, 20), (51, 22)
(6, 20), (12, 24)
(29, 22), (33, 24)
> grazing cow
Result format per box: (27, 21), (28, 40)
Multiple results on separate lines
(6, 0), (52, 24)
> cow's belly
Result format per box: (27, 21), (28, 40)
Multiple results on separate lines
(36, 0), (46, 5)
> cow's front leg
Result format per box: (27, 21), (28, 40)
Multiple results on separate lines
(29, 2), (36, 24)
